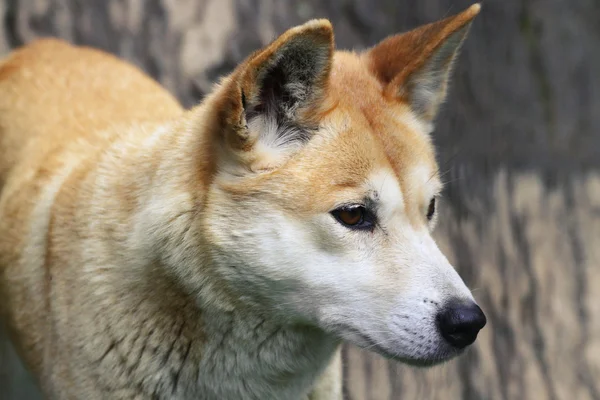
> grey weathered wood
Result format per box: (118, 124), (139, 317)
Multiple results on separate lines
(1, 1), (599, 399)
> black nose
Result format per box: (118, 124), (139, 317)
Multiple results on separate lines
(436, 300), (486, 349)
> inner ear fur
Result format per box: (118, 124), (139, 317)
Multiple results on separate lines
(217, 19), (334, 160)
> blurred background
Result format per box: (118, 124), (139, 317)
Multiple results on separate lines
(0, 0), (599, 399)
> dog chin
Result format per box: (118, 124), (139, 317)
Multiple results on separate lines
(369, 344), (463, 368)
(331, 324), (462, 367)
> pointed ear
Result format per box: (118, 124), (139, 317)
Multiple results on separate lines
(366, 4), (480, 125)
(215, 19), (334, 172)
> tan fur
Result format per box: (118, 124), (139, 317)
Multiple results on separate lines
(0, 5), (481, 400)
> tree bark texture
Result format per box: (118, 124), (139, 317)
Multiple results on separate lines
(1, 1), (599, 399)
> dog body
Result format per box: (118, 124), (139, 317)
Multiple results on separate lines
(0, 5), (483, 400)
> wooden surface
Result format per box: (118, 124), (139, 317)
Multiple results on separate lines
(1, 1), (599, 399)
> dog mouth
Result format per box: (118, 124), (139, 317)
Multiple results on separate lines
(330, 324), (462, 367)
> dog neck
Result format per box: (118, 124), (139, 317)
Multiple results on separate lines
(76, 111), (340, 399)
(83, 255), (339, 399)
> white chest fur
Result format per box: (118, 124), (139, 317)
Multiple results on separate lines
(179, 312), (340, 400)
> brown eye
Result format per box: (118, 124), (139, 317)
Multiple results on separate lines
(337, 207), (363, 226)
(331, 205), (375, 230)
(427, 197), (436, 220)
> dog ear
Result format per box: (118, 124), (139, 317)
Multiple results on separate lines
(366, 4), (480, 127)
(214, 19), (334, 173)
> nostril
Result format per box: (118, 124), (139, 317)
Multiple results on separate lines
(436, 300), (487, 349)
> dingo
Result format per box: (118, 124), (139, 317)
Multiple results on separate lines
(0, 4), (485, 399)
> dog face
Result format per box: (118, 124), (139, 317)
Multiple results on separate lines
(204, 5), (485, 365)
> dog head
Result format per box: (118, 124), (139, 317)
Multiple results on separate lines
(202, 4), (485, 365)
